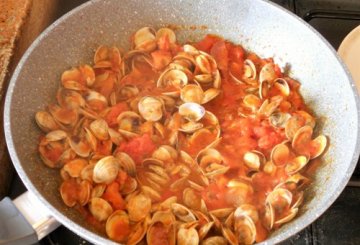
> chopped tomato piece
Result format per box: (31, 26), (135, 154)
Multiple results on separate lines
(102, 182), (126, 210)
(229, 44), (245, 63)
(116, 134), (156, 164)
(195, 34), (223, 53)
(210, 40), (229, 71)
(105, 102), (129, 127)
(151, 50), (172, 70)
(157, 34), (170, 51)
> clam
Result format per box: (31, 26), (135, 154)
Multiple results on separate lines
(198, 221), (214, 240)
(266, 187), (293, 211)
(274, 208), (298, 225)
(108, 127), (124, 145)
(271, 143), (290, 166)
(133, 27), (156, 51)
(80, 163), (95, 181)
(147, 211), (176, 245)
(274, 78), (290, 96)
(156, 196), (178, 211)
(259, 62), (277, 84)
(62, 158), (88, 178)
(285, 155), (309, 175)
(285, 115), (305, 140)
(179, 121), (204, 134)
(264, 202), (275, 230)
(89, 197), (113, 222)
(141, 185), (162, 202)
(127, 215), (150, 245)
(194, 73), (213, 84)
(91, 184), (106, 198)
(221, 226), (238, 245)
(93, 156), (119, 184)
(171, 203), (197, 222)
(243, 59), (257, 81)
(292, 125), (313, 152)
(195, 54), (213, 74)
(183, 187), (202, 210)
(121, 176), (138, 195)
(177, 227), (199, 245)
(296, 110), (316, 128)
(180, 84), (204, 104)
(35, 111), (59, 133)
(127, 192), (152, 222)
(105, 210), (130, 243)
(183, 44), (200, 55)
(44, 130), (67, 143)
(158, 69), (188, 89)
(84, 128), (97, 151)
(258, 98), (282, 118)
(269, 112), (291, 128)
(259, 80), (269, 99)
(309, 134), (327, 159)
(60, 179), (78, 207)
(138, 96), (163, 121)
(178, 102), (205, 122)
(85, 90), (108, 111)
(202, 236), (228, 245)
(170, 176), (188, 192)
(69, 136), (91, 158)
(115, 152), (136, 177)
(156, 27), (176, 43)
(78, 180), (92, 206)
(118, 85), (139, 101)
(152, 145), (178, 163)
(243, 151), (265, 170)
(209, 208), (234, 219)
(234, 204), (259, 223)
(292, 191), (304, 209)
(117, 111), (141, 133)
(57, 88), (85, 109)
(283, 173), (310, 191)
(90, 118), (109, 140)
(234, 213), (256, 245)
(202, 88), (221, 104)
(243, 94), (261, 110)
(48, 104), (78, 129)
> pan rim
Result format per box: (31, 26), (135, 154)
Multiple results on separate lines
(4, 0), (360, 244)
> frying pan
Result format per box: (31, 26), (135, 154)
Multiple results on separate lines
(2, 0), (360, 244)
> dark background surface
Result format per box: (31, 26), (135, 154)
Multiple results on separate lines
(7, 0), (360, 244)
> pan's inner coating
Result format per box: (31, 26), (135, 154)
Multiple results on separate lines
(34, 27), (328, 244)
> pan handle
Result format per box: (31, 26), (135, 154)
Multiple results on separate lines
(0, 191), (60, 245)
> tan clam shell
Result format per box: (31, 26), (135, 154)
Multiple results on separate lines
(274, 78), (290, 96)
(243, 59), (257, 80)
(221, 226), (238, 245)
(269, 112), (291, 128)
(180, 84), (204, 104)
(127, 215), (150, 245)
(271, 143), (290, 166)
(57, 88), (85, 109)
(156, 27), (176, 43)
(202, 236), (228, 245)
(234, 204), (259, 223)
(209, 208), (234, 219)
(234, 213), (257, 245)
(92, 156), (119, 184)
(274, 208), (299, 225)
(35, 111), (59, 133)
(90, 118), (109, 140)
(62, 158), (88, 178)
(69, 136), (91, 158)
(138, 96), (164, 121)
(141, 185), (162, 202)
(243, 151), (265, 170)
(127, 192), (152, 222)
(89, 197), (113, 222)
(266, 187), (293, 210)
(147, 211), (176, 245)
(115, 152), (136, 177)
(78, 180), (92, 206)
(171, 203), (197, 222)
(178, 102), (205, 122)
(158, 68), (188, 89)
(48, 104), (78, 128)
(259, 62), (277, 84)
(285, 155), (309, 175)
(177, 227), (199, 245)
(60, 179), (78, 207)
(133, 27), (156, 51)
(105, 210), (130, 243)
(264, 202), (275, 230)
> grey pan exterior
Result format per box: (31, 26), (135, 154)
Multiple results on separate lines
(4, 0), (360, 244)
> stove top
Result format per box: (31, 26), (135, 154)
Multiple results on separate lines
(8, 0), (360, 244)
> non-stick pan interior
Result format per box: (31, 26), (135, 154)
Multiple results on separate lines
(4, 0), (360, 244)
